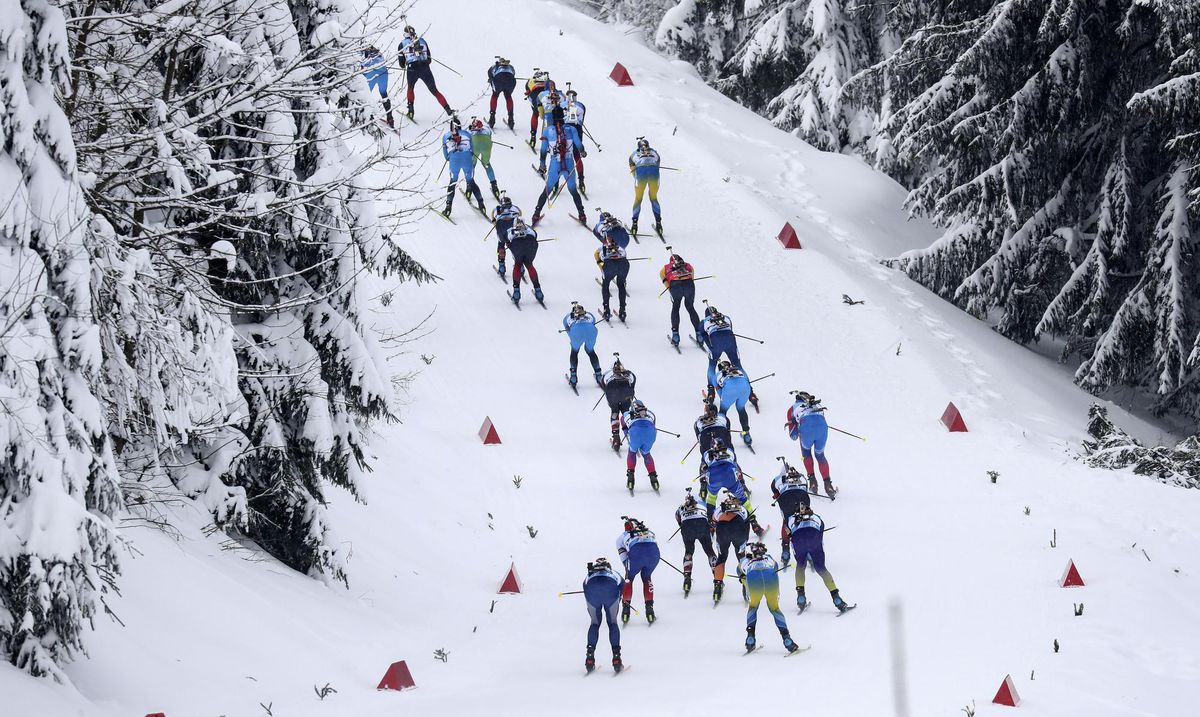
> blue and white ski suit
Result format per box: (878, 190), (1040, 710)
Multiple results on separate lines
(717, 368), (752, 430)
(617, 529), (660, 603)
(700, 313), (742, 386)
(583, 566), (622, 649)
(563, 311), (601, 375)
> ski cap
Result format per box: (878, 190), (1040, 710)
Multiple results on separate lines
(793, 504), (814, 519)
(404, 25), (417, 38)
(495, 56), (510, 65)
(566, 88), (578, 98)
(469, 117), (485, 131)
(717, 359), (733, 374)
(636, 137), (650, 152)
(570, 302), (586, 318)
(747, 542), (768, 559)
(720, 494), (741, 512)
(498, 194), (512, 208)
(622, 516), (646, 533)
(630, 399), (647, 417)
(682, 491), (698, 509)
(363, 45), (379, 56)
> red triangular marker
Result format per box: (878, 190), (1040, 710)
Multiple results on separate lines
(498, 562), (523, 594)
(940, 402), (968, 432)
(146, 713), (167, 717)
(992, 674), (1020, 706)
(377, 660), (416, 691)
(609, 63), (634, 86)
(776, 223), (801, 249)
(1060, 559), (1085, 587)
(478, 417), (501, 445)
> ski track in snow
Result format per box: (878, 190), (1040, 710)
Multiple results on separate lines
(9, 1), (1200, 716)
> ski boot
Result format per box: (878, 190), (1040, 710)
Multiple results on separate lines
(618, 306), (626, 322)
(807, 474), (819, 494)
(782, 631), (799, 653)
(713, 579), (724, 604)
(488, 111), (496, 128)
(576, 212), (588, 226)
(670, 330), (680, 346)
(506, 114), (515, 130)
(645, 600), (655, 624)
(796, 586), (808, 612)
(585, 645), (595, 674)
(630, 218), (638, 236)
(496, 261), (505, 277)
(611, 429), (622, 451)
(626, 469), (635, 491)
(749, 390), (760, 412)
(385, 113), (395, 128)
(832, 589), (849, 613)
(600, 305), (612, 321)
(620, 601), (632, 624)
(742, 432), (753, 447)
(648, 472), (659, 492)
(745, 627), (756, 653)
(654, 217), (663, 236)
(490, 181), (501, 201)
(749, 513), (765, 538)
(536, 165), (547, 179)
(534, 286), (544, 303)
(568, 368), (578, 387)
(510, 286), (521, 304)
(531, 213), (543, 226)
(780, 542), (791, 568)
(594, 370), (603, 386)
(441, 202), (452, 218)
(683, 572), (692, 597)
(579, 177), (587, 195)
(405, 102), (414, 121)
(823, 478), (838, 500)
(442, 104), (454, 117)
(612, 647), (623, 674)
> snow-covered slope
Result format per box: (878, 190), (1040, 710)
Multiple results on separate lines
(9, 1), (1200, 715)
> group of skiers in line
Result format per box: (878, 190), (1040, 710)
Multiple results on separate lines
(360, 28), (852, 672)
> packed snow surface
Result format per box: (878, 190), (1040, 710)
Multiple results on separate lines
(7, 0), (1200, 715)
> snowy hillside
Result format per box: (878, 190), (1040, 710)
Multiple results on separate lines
(8, 0), (1200, 715)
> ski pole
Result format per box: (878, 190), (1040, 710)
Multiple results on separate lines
(680, 439), (699, 463)
(734, 333), (764, 344)
(436, 157), (448, 181)
(749, 373), (776, 384)
(537, 237), (559, 243)
(829, 425), (867, 442)
(582, 126), (602, 152)
(483, 224), (496, 241)
(667, 526), (681, 542)
(656, 428), (681, 438)
(557, 589), (585, 597)
(591, 392), (606, 411)
(658, 275), (715, 297)
(628, 257), (651, 261)
(492, 139), (515, 149)
(433, 58), (462, 76)
(658, 166), (684, 172)
(657, 557), (687, 577)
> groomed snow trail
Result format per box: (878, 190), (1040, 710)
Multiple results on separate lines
(9, 1), (1200, 715)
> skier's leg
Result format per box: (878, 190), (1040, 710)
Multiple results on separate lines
(533, 188), (549, 217)
(631, 179), (646, 221)
(737, 400), (750, 432)
(683, 535), (696, 576)
(419, 65), (448, 109)
(524, 261), (539, 288)
(569, 346), (580, 371)
(766, 588), (789, 632)
(512, 263), (523, 288)
(794, 552), (808, 589)
(669, 285), (683, 332)
(406, 67), (417, 105)
(503, 89), (514, 117)
(682, 282), (702, 331)
(625, 449), (636, 472)
(640, 562), (655, 602)
(648, 177), (661, 219)
(616, 261), (629, 313)
(643, 452), (656, 474)
(813, 430), (831, 478)
(811, 548), (839, 592)
(620, 576), (633, 603)
(727, 342), (743, 371)
(604, 599), (620, 648)
(585, 347), (601, 373)
(586, 602), (602, 647)
(490, 91), (499, 114)
(482, 160), (497, 184)
(601, 263), (614, 309)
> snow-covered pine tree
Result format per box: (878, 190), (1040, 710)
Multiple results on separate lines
(64, 0), (430, 584)
(0, 0), (121, 679)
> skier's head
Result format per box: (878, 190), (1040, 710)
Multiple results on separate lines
(498, 194), (512, 209)
(548, 89), (561, 102)
(630, 399), (647, 417)
(710, 436), (726, 453)
(404, 25), (417, 39)
(469, 117), (485, 132)
(720, 494), (741, 512)
(670, 253), (685, 267)
(705, 305), (722, 320)
(534, 69), (549, 82)
(363, 45), (379, 57)
(587, 557), (611, 573)
(681, 491), (698, 510)
(511, 217), (528, 235)
(747, 541), (768, 560)
(702, 401), (717, 418)
(622, 516), (645, 533)
(792, 390), (814, 405)
(612, 357), (626, 374)
(495, 56), (510, 66)
(565, 88), (578, 101)
(570, 302), (586, 319)
(636, 137), (651, 153)
(794, 504), (814, 520)
(717, 359), (733, 375)
(785, 465), (803, 481)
